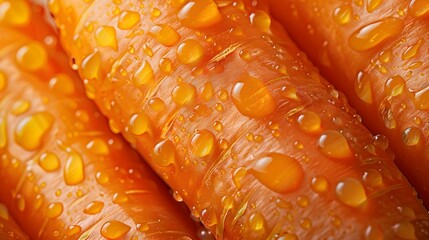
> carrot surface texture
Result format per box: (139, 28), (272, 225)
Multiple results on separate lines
(0, 203), (29, 239)
(48, 0), (429, 239)
(266, 0), (429, 207)
(0, 1), (199, 239)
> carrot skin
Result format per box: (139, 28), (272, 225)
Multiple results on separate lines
(50, 0), (429, 239)
(266, 0), (429, 207)
(0, 1), (198, 239)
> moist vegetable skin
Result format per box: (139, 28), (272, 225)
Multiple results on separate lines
(266, 0), (429, 207)
(0, 1), (198, 239)
(49, 0), (429, 239)
(0, 203), (29, 240)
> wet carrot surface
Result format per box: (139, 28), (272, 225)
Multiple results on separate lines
(266, 0), (429, 207)
(0, 1), (198, 239)
(0, 203), (29, 240)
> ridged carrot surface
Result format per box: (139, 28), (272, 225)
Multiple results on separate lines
(0, 203), (29, 240)
(49, 0), (429, 239)
(0, 1), (198, 239)
(266, 0), (429, 207)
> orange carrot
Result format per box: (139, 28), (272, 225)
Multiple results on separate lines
(49, 0), (429, 239)
(0, 1), (198, 239)
(266, 0), (429, 207)
(0, 203), (29, 240)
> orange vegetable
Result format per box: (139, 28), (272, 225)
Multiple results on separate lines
(47, 0), (429, 238)
(0, 203), (29, 240)
(0, 1), (198, 239)
(266, 0), (429, 207)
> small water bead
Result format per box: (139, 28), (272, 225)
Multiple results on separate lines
(311, 176), (329, 193)
(363, 169), (383, 187)
(159, 58), (173, 74)
(49, 73), (75, 95)
(336, 178), (367, 207)
(15, 112), (54, 151)
(11, 100), (30, 115)
(297, 195), (309, 208)
(402, 39), (424, 60)
(46, 202), (63, 218)
(248, 212), (266, 233)
(148, 97), (166, 112)
(178, 0), (221, 28)
(0, 203), (8, 220)
(190, 130), (215, 157)
(136, 223), (150, 232)
(113, 192), (129, 204)
(177, 39), (205, 65)
(128, 112), (150, 136)
(355, 71), (373, 104)
(65, 225), (82, 237)
(414, 86), (429, 110)
(281, 85), (299, 100)
(409, 0), (429, 18)
(149, 24), (180, 47)
(133, 61), (154, 87)
(16, 194), (25, 212)
(16, 42), (47, 71)
(392, 221), (416, 240)
(95, 26), (118, 50)
(171, 82), (196, 106)
(81, 51), (101, 80)
(349, 17), (404, 51)
(297, 111), (321, 133)
(151, 8), (161, 18)
(96, 171), (110, 185)
(152, 140), (176, 166)
(318, 130), (352, 158)
(38, 152), (60, 172)
(64, 152), (85, 185)
(300, 218), (312, 230)
(249, 10), (271, 32)
(0, 71), (6, 92)
(333, 4), (353, 24)
(385, 75), (405, 96)
(86, 138), (109, 156)
(34, 194), (44, 210)
(200, 82), (214, 101)
(367, 0), (383, 12)
(231, 75), (275, 118)
(0, 0), (30, 26)
(84, 201), (104, 214)
(201, 209), (218, 227)
(398, 206), (416, 219)
(365, 224), (383, 240)
(402, 127), (421, 146)
(118, 11), (140, 30)
(250, 153), (304, 193)
(100, 220), (131, 239)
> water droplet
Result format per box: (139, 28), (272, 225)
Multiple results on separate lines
(86, 138), (109, 156)
(16, 194), (25, 212)
(84, 201), (104, 214)
(0, 0), (30, 26)
(0, 203), (9, 220)
(300, 218), (312, 229)
(297, 195), (309, 208)
(311, 176), (329, 193)
(402, 38), (424, 60)
(367, 0), (383, 12)
(152, 140), (176, 166)
(171, 82), (196, 106)
(248, 212), (266, 233)
(402, 127), (421, 146)
(231, 75), (275, 118)
(0, 118), (6, 148)
(250, 153), (304, 193)
(100, 220), (131, 239)
(414, 85), (429, 110)
(148, 97), (166, 112)
(392, 221), (416, 240)
(49, 73), (75, 95)
(201, 208), (218, 227)
(159, 58), (173, 74)
(96, 171), (110, 185)
(11, 100), (30, 115)
(118, 10), (140, 30)
(380, 101), (397, 129)
(333, 5), (353, 24)
(297, 111), (322, 133)
(178, 0), (221, 28)
(38, 152), (60, 172)
(385, 75), (405, 96)
(409, 0), (429, 18)
(65, 225), (82, 237)
(95, 26), (118, 50)
(363, 169), (383, 187)
(355, 71), (373, 104)
(128, 112), (150, 136)
(15, 112), (54, 151)
(365, 224), (383, 240)
(190, 130), (215, 157)
(177, 39), (204, 65)
(349, 17), (404, 51)
(113, 192), (129, 204)
(46, 202), (63, 218)
(133, 61), (154, 87)
(149, 24), (180, 47)
(64, 152), (85, 185)
(34, 194), (44, 210)
(318, 130), (352, 158)
(81, 51), (101, 80)
(16, 42), (47, 71)
(249, 10), (271, 32)
(336, 178), (367, 207)
(0, 71), (6, 92)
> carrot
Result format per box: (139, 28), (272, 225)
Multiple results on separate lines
(0, 203), (29, 240)
(0, 1), (198, 239)
(265, 0), (429, 207)
(48, 0), (429, 239)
